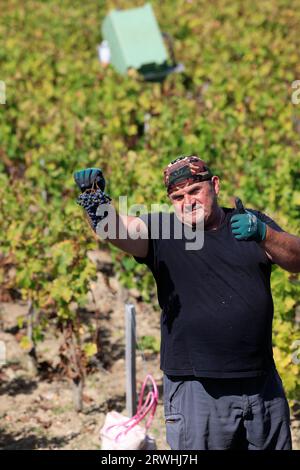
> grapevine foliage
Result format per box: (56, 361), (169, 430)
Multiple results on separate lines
(0, 0), (299, 401)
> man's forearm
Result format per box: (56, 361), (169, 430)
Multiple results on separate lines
(95, 206), (149, 258)
(260, 226), (300, 272)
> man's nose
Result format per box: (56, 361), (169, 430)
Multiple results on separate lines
(183, 194), (196, 209)
(184, 194), (195, 205)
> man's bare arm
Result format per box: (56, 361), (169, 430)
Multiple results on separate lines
(260, 226), (300, 273)
(95, 207), (149, 258)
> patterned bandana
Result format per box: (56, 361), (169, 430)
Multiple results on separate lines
(163, 155), (212, 193)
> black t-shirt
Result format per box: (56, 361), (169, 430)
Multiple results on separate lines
(134, 207), (284, 378)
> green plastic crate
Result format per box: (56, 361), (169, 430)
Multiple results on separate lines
(101, 3), (169, 76)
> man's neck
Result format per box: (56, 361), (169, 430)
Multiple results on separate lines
(204, 206), (225, 231)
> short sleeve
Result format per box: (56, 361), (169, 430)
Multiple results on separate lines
(133, 213), (156, 272)
(248, 209), (285, 265)
(248, 209), (285, 233)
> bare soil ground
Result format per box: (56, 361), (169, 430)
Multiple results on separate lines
(0, 249), (299, 450)
(0, 249), (168, 450)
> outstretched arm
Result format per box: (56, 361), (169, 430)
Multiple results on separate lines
(74, 168), (149, 259)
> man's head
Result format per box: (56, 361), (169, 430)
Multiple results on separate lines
(163, 155), (220, 227)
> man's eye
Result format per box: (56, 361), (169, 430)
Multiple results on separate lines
(190, 187), (202, 194)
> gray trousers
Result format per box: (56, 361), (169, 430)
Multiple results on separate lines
(163, 368), (292, 450)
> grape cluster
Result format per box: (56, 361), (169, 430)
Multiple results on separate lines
(77, 189), (111, 231)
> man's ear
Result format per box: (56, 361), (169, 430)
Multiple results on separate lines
(211, 175), (220, 195)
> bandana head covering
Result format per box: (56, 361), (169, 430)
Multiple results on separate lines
(163, 155), (212, 194)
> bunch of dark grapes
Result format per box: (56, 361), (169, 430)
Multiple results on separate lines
(77, 189), (111, 231)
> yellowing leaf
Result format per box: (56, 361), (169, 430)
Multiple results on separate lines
(284, 297), (296, 311)
(83, 342), (97, 357)
(20, 335), (33, 351)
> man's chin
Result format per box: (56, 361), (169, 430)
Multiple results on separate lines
(176, 211), (205, 228)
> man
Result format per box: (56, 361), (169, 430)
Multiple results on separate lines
(74, 156), (300, 450)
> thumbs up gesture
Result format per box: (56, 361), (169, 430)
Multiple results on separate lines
(230, 198), (267, 242)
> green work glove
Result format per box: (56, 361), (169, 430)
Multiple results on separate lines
(73, 167), (111, 232)
(74, 168), (105, 192)
(230, 211), (267, 242)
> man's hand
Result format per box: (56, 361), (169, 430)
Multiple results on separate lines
(230, 212), (267, 242)
(74, 168), (105, 192)
(74, 167), (110, 232)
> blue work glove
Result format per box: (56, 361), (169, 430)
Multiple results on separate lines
(74, 168), (105, 192)
(230, 211), (267, 242)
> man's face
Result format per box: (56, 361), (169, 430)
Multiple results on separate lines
(168, 176), (220, 227)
